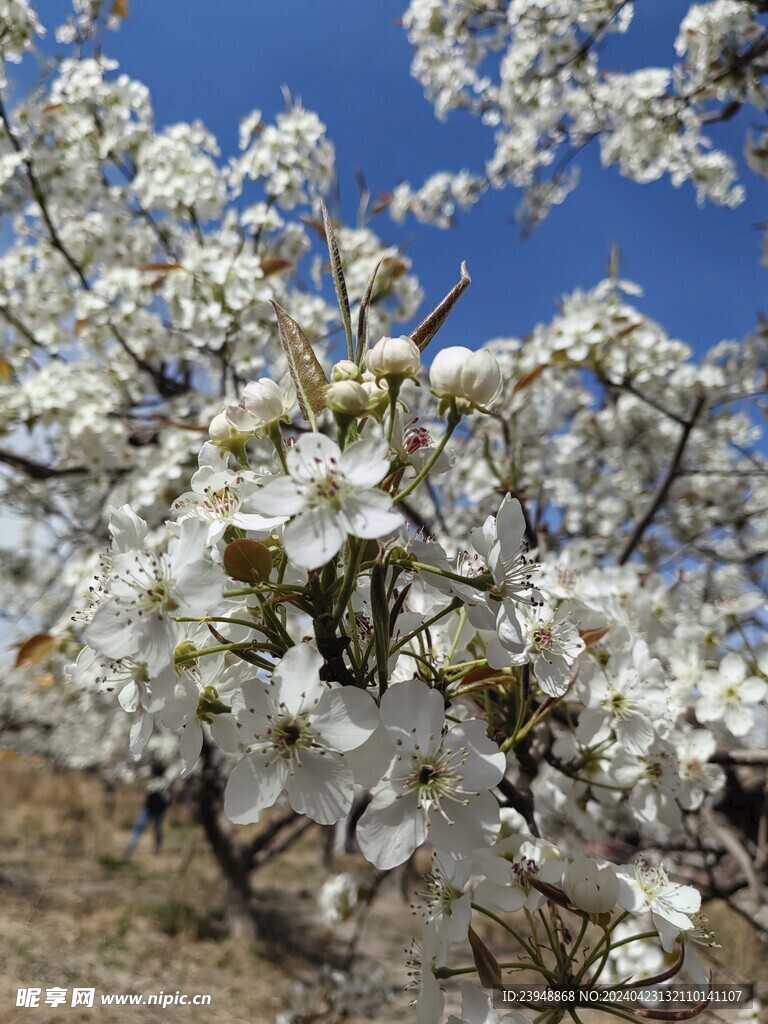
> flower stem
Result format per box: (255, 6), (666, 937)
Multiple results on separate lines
(269, 424), (288, 473)
(393, 404), (460, 502)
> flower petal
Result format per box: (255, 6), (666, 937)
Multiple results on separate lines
(357, 790), (427, 869)
(340, 489), (403, 540)
(287, 750), (354, 824)
(271, 644), (325, 715)
(224, 754), (288, 824)
(287, 433), (341, 483)
(248, 476), (304, 517)
(380, 679), (444, 755)
(284, 507), (346, 570)
(313, 687), (380, 751)
(339, 438), (391, 487)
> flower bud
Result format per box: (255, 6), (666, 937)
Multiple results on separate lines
(429, 346), (502, 408)
(361, 378), (390, 418)
(325, 380), (369, 417)
(241, 377), (296, 432)
(331, 359), (362, 382)
(367, 335), (421, 381)
(562, 857), (618, 915)
(209, 411), (234, 444)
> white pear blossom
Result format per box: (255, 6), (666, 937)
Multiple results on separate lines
(367, 334), (421, 381)
(576, 639), (668, 753)
(224, 645), (380, 826)
(429, 346), (503, 408)
(562, 855), (619, 914)
(614, 859), (701, 952)
(356, 680), (506, 869)
(225, 376), (297, 436)
(84, 517), (224, 675)
(171, 465), (284, 545)
(473, 835), (566, 914)
(446, 983), (530, 1024)
(695, 652), (767, 737)
(249, 433), (404, 570)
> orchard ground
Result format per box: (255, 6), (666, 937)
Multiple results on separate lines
(1, 755), (765, 1024)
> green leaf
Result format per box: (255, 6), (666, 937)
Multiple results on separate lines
(270, 300), (328, 430)
(320, 199), (354, 361)
(411, 262), (471, 352)
(355, 255), (386, 366)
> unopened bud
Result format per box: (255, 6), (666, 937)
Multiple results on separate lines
(331, 359), (362, 382)
(367, 335), (421, 381)
(429, 346), (502, 408)
(325, 380), (370, 417)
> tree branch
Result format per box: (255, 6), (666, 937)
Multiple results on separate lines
(617, 393), (706, 564)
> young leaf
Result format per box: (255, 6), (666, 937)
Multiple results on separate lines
(320, 198), (354, 360)
(355, 255), (385, 366)
(270, 300), (328, 430)
(14, 633), (55, 668)
(467, 925), (502, 989)
(411, 262), (471, 352)
(260, 256), (294, 277)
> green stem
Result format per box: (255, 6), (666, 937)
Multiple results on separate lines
(269, 424), (289, 473)
(386, 380), (401, 444)
(174, 615), (262, 631)
(390, 560), (492, 590)
(447, 606), (467, 660)
(174, 642), (273, 668)
(471, 903), (547, 971)
(393, 405), (461, 502)
(389, 597), (462, 655)
(261, 602), (294, 650)
(331, 538), (363, 630)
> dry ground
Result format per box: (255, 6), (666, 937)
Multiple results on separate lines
(0, 755), (422, 1024)
(1, 755), (765, 1024)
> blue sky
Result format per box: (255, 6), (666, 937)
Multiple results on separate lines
(50, 2), (768, 355)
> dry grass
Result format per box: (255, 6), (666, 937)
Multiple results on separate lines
(0, 755), (418, 1024)
(1, 755), (765, 1024)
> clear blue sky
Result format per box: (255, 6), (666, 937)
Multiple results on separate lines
(52, 1), (768, 355)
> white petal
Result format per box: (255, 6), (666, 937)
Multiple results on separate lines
(248, 476), (304, 517)
(495, 494), (526, 553)
(85, 601), (138, 660)
(210, 715), (239, 753)
(339, 438), (391, 487)
(340, 490), (403, 540)
(233, 511), (285, 533)
(287, 750), (354, 824)
(129, 712), (154, 758)
(344, 725), (396, 789)
(312, 687), (380, 751)
(284, 507), (346, 570)
(176, 560), (225, 612)
(380, 679), (444, 754)
(723, 704), (754, 737)
(357, 790), (427, 869)
(224, 755), (288, 824)
(142, 616), (178, 674)
(272, 644), (325, 714)
(534, 653), (571, 697)
(443, 720), (506, 788)
(179, 721), (204, 776)
(427, 790), (500, 857)
(118, 681), (139, 713)
(287, 433), (341, 483)
(108, 504), (148, 553)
